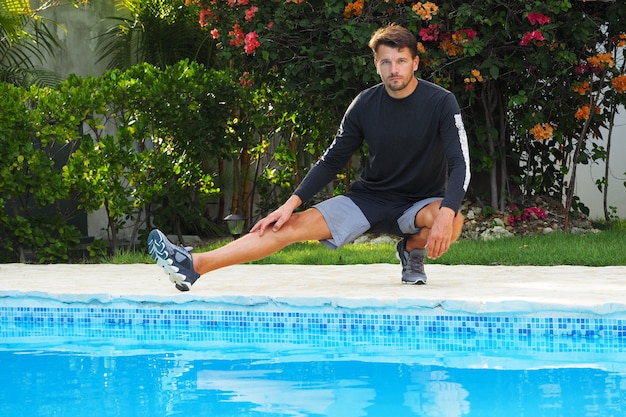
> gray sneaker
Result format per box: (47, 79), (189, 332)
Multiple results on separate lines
(396, 238), (427, 285)
(148, 229), (200, 292)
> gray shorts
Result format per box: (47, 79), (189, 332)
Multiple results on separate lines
(314, 194), (442, 249)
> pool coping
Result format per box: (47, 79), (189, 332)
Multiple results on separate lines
(2, 263), (626, 315)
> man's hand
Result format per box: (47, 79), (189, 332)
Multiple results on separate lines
(425, 206), (455, 259)
(250, 195), (302, 237)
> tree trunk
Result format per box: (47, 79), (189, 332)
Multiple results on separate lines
(603, 102), (616, 225)
(564, 107), (593, 231)
(481, 84), (499, 209)
(240, 147), (252, 224)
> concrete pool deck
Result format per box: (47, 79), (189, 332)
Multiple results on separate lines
(1, 263), (625, 315)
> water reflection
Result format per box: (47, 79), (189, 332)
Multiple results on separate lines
(198, 369), (375, 416)
(1, 351), (625, 417)
(403, 369), (470, 416)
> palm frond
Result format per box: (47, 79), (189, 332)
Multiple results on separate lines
(95, 16), (145, 70)
(1, 1), (64, 86)
(95, 0), (215, 70)
(0, 0), (33, 43)
(0, 65), (62, 87)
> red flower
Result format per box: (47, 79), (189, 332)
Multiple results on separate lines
(459, 28), (477, 41)
(245, 6), (258, 22)
(419, 24), (441, 42)
(527, 12), (550, 26)
(239, 71), (254, 87)
(199, 9), (214, 28)
(520, 30), (545, 46)
(229, 24), (245, 47)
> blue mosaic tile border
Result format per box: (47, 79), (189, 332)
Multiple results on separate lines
(2, 304), (625, 338)
(1, 298), (625, 358)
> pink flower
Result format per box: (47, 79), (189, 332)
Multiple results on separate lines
(527, 12), (550, 25)
(244, 31), (261, 55)
(460, 28), (477, 41)
(210, 29), (219, 39)
(419, 24), (441, 42)
(245, 6), (258, 22)
(520, 30), (545, 46)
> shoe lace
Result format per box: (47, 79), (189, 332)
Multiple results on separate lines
(407, 250), (425, 274)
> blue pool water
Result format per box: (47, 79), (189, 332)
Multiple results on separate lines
(1, 297), (625, 416)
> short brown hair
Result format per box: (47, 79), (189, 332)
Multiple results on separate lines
(368, 24), (418, 58)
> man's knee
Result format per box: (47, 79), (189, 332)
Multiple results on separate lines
(415, 199), (444, 228)
(281, 209), (332, 242)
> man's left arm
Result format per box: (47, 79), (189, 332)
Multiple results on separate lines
(427, 94), (471, 258)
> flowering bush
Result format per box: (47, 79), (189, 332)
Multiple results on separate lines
(177, 0), (626, 224)
(507, 205), (547, 227)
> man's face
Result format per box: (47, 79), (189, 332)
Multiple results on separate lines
(374, 45), (419, 98)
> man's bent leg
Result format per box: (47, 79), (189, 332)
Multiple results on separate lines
(406, 200), (464, 251)
(192, 208), (331, 275)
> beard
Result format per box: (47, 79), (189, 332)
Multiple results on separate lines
(384, 75), (410, 91)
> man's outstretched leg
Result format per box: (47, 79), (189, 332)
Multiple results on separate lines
(148, 208), (332, 291)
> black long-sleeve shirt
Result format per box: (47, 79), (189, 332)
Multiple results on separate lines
(294, 79), (471, 212)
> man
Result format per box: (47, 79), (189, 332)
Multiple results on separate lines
(148, 24), (470, 291)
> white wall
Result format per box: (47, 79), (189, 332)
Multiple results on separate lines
(41, 1), (118, 78)
(575, 110), (626, 220)
(40, 2), (125, 240)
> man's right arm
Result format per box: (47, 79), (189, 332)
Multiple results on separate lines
(250, 194), (303, 236)
(253, 94), (365, 235)
(293, 93), (365, 203)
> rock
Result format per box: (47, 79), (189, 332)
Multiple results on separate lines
(370, 235), (397, 245)
(480, 226), (514, 241)
(352, 235), (370, 244)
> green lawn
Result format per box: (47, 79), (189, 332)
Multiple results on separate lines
(111, 228), (626, 266)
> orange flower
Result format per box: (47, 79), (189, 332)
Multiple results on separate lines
(471, 69), (483, 82)
(572, 81), (591, 96)
(587, 53), (615, 69)
(463, 69), (483, 84)
(439, 39), (463, 56)
(344, 0), (364, 19)
(618, 34), (626, 48)
(416, 42), (426, 54)
(412, 2), (439, 21)
(575, 104), (590, 121)
(612, 74), (626, 94)
(529, 123), (554, 141)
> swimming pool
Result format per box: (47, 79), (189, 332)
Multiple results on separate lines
(1, 295), (625, 417)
